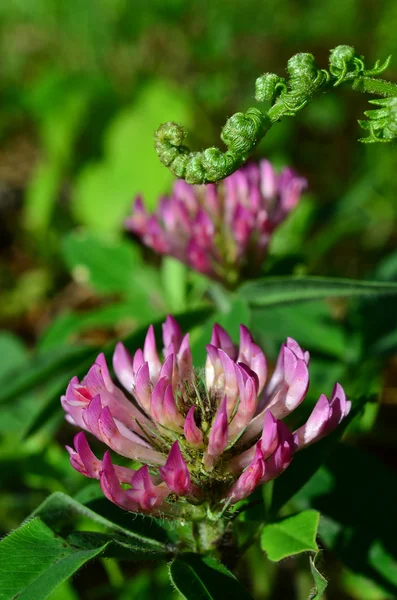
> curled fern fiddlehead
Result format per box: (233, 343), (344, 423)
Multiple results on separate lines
(154, 109), (270, 184)
(154, 45), (397, 184)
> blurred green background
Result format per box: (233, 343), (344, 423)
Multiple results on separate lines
(0, 1), (397, 599)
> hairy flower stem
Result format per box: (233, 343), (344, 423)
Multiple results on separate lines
(352, 77), (397, 97)
(155, 45), (397, 183)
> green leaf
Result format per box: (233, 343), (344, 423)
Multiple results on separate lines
(161, 257), (187, 313)
(239, 276), (397, 307)
(32, 492), (170, 552)
(62, 231), (153, 297)
(0, 345), (96, 406)
(0, 331), (28, 378)
(38, 302), (156, 350)
(67, 531), (170, 561)
(309, 554), (328, 599)
(269, 196), (316, 257)
(261, 510), (319, 562)
(369, 542), (397, 589)
(250, 301), (346, 358)
(24, 79), (90, 234)
(292, 444), (397, 595)
(169, 554), (253, 600)
(0, 518), (106, 600)
(72, 81), (192, 232)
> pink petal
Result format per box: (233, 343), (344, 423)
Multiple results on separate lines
(210, 324), (237, 359)
(113, 342), (135, 392)
(260, 160), (278, 200)
(162, 316), (183, 356)
(184, 406), (204, 447)
(177, 333), (193, 382)
(100, 451), (139, 512)
(143, 325), (162, 383)
(205, 397), (228, 468)
(228, 443), (265, 503)
(293, 394), (331, 449)
(159, 441), (191, 496)
(134, 362), (152, 413)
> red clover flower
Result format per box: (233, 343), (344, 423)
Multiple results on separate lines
(62, 317), (350, 518)
(125, 160), (307, 287)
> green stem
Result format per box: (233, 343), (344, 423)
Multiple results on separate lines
(352, 76), (397, 97)
(154, 45), (397, 183)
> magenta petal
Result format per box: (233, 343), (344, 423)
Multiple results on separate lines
(82, 394), (102, 438)
(144, 216), (169, 253)
(187, 238), (212, 274)
(261, 411), (279, 458)
(100, 451), (139, 511)
(210, 324), (237, 359)
(329, 383), (348, 427)
(238, 325), (267, 394)
(184, 406), (204, 447)
(143, 325), (162, 382)
(94, 353), (114, 389)
(159, 354), (174, 385)
(159, 441), (191, 496)
(262, 339), (307, 403)
(97, 405), (165, 465)
(134, 362), (152, 413)
(206, 397), (228, 465)
(218, 349), (239, 414)
(260, 436), (295, 484)
(125, 196), (148, 235)
(260, 159), (278, 200)
(163, 384), (184, 428)
(150, 377), (167, 424)
(98, 405), (118, 444)
(177, 333), (193, 381)
(113, 342), (135, 392)
(229, 369), (257, 439)
(73, 432), (101, 478)
(265, 347), (309, 419)
(193, 208), (215, 241)
(127, 465), (169, 510)
(84, 363), (106, 396)
(286, 337), (310, 364)
(68, 432), (137, 484)
(293, 394), (331, 449)
(228, 443), (265, 503)
(232, 204), (254, 247)
(162, 315), (183, 356)
(132, 348), (144, 375)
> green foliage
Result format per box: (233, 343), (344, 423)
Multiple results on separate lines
(72, 81), (193, 233)
(238, 276), (397, 307)
(261, 510), (319, 561)
(169, 554), (253, 600)
(309, 554), (328, 599)
(34, 491), (171, 552)
(0, 518), (107, 600)
(292, 444), (397, 595)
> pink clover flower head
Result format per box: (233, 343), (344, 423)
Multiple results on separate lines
(125, 160), (307, 286)
(62, 316), (349, 517)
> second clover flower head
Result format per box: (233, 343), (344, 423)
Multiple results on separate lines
(62, 317), (350, 517)
(125, 160), (307, 287)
